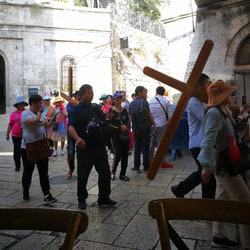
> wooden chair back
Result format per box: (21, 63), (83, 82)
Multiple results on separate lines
(148, 198), (250, 250)
(0, 208), (88, 250)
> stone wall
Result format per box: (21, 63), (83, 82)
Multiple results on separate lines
(186, 0), (250, 103)
(0, 1), (112, 112)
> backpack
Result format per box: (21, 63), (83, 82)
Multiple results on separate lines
(135, 99), (152, 132)
(85, 104), (111, 145)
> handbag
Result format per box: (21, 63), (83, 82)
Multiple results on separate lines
(85, 104), (111, 145)
(119, 130), (130, 142)
(216, 106), (250, 176)
(219, 142), (249, 177)
(117, 111), (130, 142)
(26, 139), (52, 162)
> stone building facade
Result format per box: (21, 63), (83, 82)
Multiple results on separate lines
(0, 0), (112, 114)
(187, 0), (250, 105)
(0, 0), (249, 114)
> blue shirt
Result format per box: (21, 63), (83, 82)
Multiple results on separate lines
(187, 97), (206, 149)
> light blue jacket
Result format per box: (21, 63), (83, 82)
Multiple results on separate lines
(187, 97), (206, 149)
(197, 106), (228, 175)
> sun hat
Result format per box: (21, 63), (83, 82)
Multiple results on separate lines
(113, 91), (122, 99)
(13, 96), (28, 108)
(99, 94), (108, 100)
(43, 95), (51, 100)
(207, 80), (237, 107)
(53, 96), (65, 105)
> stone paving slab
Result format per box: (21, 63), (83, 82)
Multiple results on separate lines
(0, 130), (247, 250)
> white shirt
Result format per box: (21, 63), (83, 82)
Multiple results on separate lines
(148, 95), (172, 127)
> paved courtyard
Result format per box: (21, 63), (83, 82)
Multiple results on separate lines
(0, 114), (243, 250)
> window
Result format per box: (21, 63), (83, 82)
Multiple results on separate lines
(60, 56), (77, 92)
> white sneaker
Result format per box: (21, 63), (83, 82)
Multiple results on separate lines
(60, 150), (64, 155)
(52, 150), (58, 157)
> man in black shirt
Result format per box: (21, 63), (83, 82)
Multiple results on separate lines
(68, 84), (117, 209)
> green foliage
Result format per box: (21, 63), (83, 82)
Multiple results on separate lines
(74, 0), (88, 6)
(129, 0), (162, 21)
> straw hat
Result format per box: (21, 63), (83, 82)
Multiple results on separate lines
(207, 80), (237, 107)
(13, 96), (28, 108)
(53, 96), (65, 105)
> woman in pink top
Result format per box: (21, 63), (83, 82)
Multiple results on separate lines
(51, 96), (68, 156)
(6, 96), (28, 171)
(101, 95), (113, 114)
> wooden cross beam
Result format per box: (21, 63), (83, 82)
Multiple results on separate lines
(144, 39), (214, 180)
(60, 91), (79, 106)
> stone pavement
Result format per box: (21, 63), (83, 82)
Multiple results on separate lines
(0, 114), (241, 250)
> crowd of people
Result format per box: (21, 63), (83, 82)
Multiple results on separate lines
(5, 77), (250, 248)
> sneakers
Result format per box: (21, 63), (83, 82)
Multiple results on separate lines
(44, 194), (57, 204)
(60, 150), (64, 155)
(97, 198), (117, 207)
(119, 175), (130, 181)
(66, 170), (73, 180)
(171, 185), (184, 198)
(78, 200), (87, 210)
(160, 162), (173, 168)
(23, 193), (30, 201)
(131, 167), (142, 173)
(211, 237), (240, 248)
(52, 150), (58, 157)
(15, 167), (20, 172)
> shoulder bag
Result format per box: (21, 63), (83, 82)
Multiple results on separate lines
(25, 136), (52, 162)
(216, 107), (250, 176)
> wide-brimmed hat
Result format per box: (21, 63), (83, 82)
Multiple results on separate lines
(113, 91), (122, 99)
(207, 80), (237, 107)
(13, 96), (28, 108)
(99, 93), (107, 101)
(43, 95), (51, 100)
(53, 96), (65, 105)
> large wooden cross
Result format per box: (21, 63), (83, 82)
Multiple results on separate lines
(59, 39), (213, 180)
(145, 39), (214, 180)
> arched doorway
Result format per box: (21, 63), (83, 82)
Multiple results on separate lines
(60, 56), (77, 94)
(0, 55), (6, 114)
(234, 36), (250, 105)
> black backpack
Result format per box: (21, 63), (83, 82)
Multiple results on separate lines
(135, 99), (152, 133)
